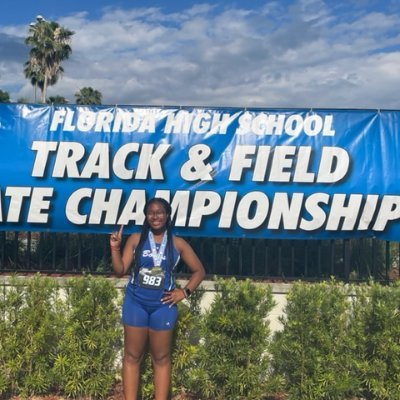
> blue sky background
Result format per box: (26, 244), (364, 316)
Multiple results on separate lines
(0, 0), (399, 108)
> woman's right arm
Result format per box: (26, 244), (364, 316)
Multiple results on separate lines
(110, 230), (140, 277)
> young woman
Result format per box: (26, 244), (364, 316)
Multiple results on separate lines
(110, 197), (205, 400)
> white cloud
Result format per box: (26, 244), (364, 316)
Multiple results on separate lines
(1, 0), (399, 109)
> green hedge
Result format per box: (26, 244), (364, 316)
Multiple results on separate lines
(270, 280), (400, 400)
(191, 278), (275, 400)
(0, 274), (122, 398)
(1, 276), (400, 399)
(270, 281), (359, 399)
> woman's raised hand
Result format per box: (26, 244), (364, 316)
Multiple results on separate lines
(110, 225), (124, 252)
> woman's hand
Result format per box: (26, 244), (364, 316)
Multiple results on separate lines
(161, 288), (186, 307)
(110, 225), (123, 252)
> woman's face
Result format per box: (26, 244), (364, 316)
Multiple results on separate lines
(146, 201), (168, 232)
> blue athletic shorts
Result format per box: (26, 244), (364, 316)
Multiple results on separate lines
(122, 287), (178, 331)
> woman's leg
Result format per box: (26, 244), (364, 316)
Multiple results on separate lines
(123, 325), (148, 400)
(149, 329), (174, 400)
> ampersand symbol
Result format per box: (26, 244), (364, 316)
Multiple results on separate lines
(180, 144), (214, 181)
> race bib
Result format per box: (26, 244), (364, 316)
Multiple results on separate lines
(137, 267), (165, 290)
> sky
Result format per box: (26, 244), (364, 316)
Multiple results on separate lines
(0, 0), (399, 109)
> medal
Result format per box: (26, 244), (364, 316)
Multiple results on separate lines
(136, 232), (168, 289)
(148, 231), (167, 267)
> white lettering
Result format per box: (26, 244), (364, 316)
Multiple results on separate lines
(236, 192), (269, 229)
(236, 113), (336, 136)
(373, 196), (400, 231)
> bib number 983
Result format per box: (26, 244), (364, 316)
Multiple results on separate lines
(138, 268), (165, 290)
(143, 275), (162, 287)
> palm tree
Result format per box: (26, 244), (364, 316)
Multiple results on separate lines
(47, 95), (68, 104)
(0, 90), (10, 103)
(74, 87), (102, 105)
(23, 57), (45, 102)
(24, 16), (74, 103)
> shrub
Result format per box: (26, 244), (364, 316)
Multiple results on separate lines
(0, 274), (62, 397)
(192, 277), (275, 400)
(52, 275), (122, 398)
(270, 280), (359, 400)
(2, 275), (400, 399)
(350, 281), (400, 400)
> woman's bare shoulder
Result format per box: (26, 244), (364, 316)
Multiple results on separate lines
(126, 232), (141, 247)
(172, 235), (189, 250)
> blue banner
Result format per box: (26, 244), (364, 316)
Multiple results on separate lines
(0, 103), (400, 240)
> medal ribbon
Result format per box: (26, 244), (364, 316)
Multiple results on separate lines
(148, 231), (168, 267)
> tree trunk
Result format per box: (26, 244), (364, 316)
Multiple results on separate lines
(41, 74), (48, 104)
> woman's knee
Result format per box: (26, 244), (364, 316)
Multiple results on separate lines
(150, 351), (171, 366)
(124, 350), (144, 366)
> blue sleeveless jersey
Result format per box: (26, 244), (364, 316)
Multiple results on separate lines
(126, 234), (180, 305)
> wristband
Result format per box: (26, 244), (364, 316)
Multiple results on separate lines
(183, 287), (192, 298)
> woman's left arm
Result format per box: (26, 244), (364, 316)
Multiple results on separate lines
(162, 237), (205, 306)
